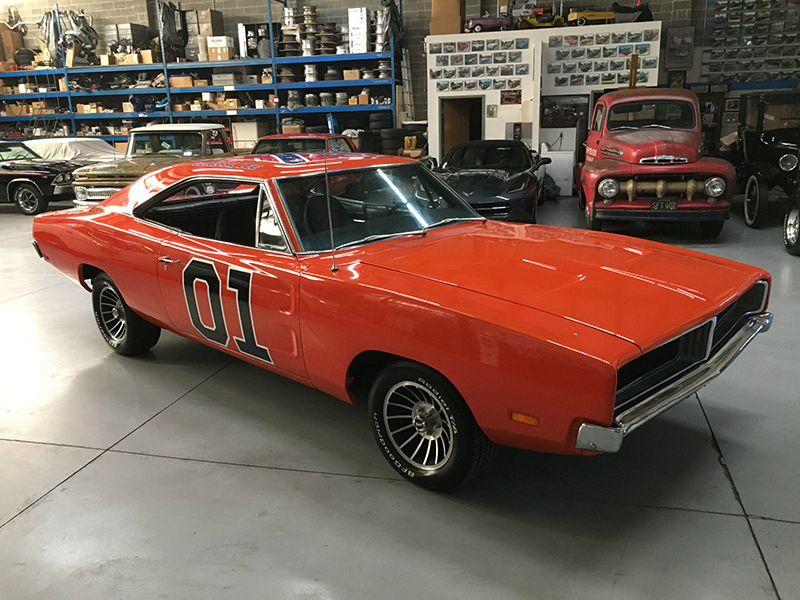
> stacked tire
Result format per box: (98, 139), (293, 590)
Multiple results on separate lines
(368, 112), (396, 154)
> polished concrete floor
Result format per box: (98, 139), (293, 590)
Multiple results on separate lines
(1, 197), (798, 600)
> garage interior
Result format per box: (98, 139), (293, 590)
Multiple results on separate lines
(1, 0), (800, 598)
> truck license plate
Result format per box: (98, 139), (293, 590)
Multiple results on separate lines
(651, 200), (678, 211)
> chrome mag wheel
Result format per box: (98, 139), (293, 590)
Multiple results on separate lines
(383, 381), (454, 470)
(98, 284), (127, 344)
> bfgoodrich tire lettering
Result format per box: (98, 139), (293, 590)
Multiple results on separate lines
(368, 361), (494, 490)
(92, 273), (161, 355)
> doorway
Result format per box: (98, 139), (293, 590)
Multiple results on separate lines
(440, 97), (484, 157)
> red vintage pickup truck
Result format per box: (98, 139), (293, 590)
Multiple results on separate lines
(577, 88), (736, 239)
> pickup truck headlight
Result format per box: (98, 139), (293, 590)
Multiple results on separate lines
(779, 154), (798, 172)
(705, 177), (725, 198)
(53, 172), (73, 184)
(598, 178), (619, 200)
(74, 186), (88, 201)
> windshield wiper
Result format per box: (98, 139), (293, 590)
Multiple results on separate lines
(334, 231), (423, 251)
(423, 216), (486, 233)
(642, 123), (672, 129)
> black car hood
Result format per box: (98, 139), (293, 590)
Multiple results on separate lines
(761, 128), (800, 152)
(2, 159), (82, 175)
(437, 168), (527, 203)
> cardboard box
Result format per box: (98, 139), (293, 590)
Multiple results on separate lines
(261, 74), (272, 84)
(231, 120), (270, 149)
(190, 103), (203, 111)
(282, 124), (303, 134)
(122, 102), (134, 113)
(201, 91), (214, 102)
(343, 69), (360, 80)
(0, 61), (14, 71)
(430, 16), (461, 35)
(65, 43), (80, 68)
(207, 35), (234, 48)
(349, 97), (358, 105)
(173, 103), (190, 111)
(5, 104), (29, 116)
(0, 24), (23, 63)
(358, 93), (370, 105)
(209, 47), (233, 61)
(169, 75), (194, 88)
(115, 142), (128, 153)
(58, 78), (67, 92)
(140, 49), (155, 64)
(100, 54), (115, 66)
(194, 79), (208, 87)
(17, 83), (28, 93)
(431, 0), (465, 18)
(224, 98), (240, 109)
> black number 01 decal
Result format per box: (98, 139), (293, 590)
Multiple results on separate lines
(182, 258), (273, 364)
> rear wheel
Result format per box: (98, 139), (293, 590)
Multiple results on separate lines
(578, 187), (586, 210)
(784, 205), (800, 255)
(92, 273), (161, 356)
(699, 220), (725, 239)
(368, 361), (495, 490)
(473, 24), (483, 32)
(744, 174), (768, 228)
(13, 183), (47, 215)
(577, 17), (587, 25)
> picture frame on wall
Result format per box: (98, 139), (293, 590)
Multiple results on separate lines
(668, 70), (686, 88)
(665, 25), (695, 69)
(725, 98), (741, 112)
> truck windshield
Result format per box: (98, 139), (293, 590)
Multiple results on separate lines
(762, 103), (800, 131)
(129, 132), (204, 157)
(607, 101), (696, 130)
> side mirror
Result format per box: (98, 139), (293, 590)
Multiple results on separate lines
(535, 156), (552, 170)
(428, 157), (439, 169)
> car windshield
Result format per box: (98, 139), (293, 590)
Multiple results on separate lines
(129, 132), (204, 157)
(762, 103), (800, 131)
(0, 143), (40, 160)
(442, 144), (530, 170)
(277, 164), (481, 252)
(607, 100), (696, 130)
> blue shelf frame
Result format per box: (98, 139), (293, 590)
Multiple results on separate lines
(1, 3), (401, 137)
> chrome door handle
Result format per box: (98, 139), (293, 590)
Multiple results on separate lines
(158, 256), (181, 264)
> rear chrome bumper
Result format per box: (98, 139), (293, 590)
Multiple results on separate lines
(576, 312), (772, 453)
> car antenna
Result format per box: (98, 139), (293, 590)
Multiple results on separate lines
(324, 153), (339, 272)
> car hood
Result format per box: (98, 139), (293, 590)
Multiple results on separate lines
(760, 127), (800, 152)
(2, 159), (81, 174)
(358, 221), (765, 352)
(438, 169), (528, 202)
(603, 129), (702, 164)
(72, 155), (189, 181)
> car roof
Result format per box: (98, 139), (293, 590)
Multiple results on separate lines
(107, 153), (417, 211)
(129, 123), (224, 133)
(600, 88), (698, 105)
(258, 134), (345, 140)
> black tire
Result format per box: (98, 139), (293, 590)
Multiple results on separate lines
(578, 187), (586, 210)
(368, 361), (495, 490)
(92, 273), (161, 356)
(744, 174), (768, 228)
(306, 125), (328, 134)
(473, 24), (483, 32)
(369, 113), (393, 124)
(585, 202), (601, 230)
(577, 17), (587, 25)
(13, 183), (48, 215)
(699, 220), (725, 239)
(784, 205), (800, 255)
(380, 128), (406, 140)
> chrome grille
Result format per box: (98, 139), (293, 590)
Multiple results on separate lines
(86, 187), (122, 200)
(639, 155), (689, 165)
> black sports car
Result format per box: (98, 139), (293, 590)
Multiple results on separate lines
(0, 141), (80, 215)
(435, 140), (550, 223)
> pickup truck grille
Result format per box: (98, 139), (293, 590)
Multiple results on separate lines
(614, 280), (768, 414)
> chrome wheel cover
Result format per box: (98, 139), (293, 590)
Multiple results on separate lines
(98, 285), (127, 343)
(745, 177), (759, 224)
(383, 381), (454, 470)
(787, 207), (800, 245)
(16, 188), (38, 213)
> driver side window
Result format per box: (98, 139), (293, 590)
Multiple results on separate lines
(592, 104), (605, 132)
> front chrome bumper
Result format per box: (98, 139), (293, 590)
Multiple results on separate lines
(576, 312), (773, 453)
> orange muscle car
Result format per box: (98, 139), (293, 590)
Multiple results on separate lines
(32, 153), (772, 490)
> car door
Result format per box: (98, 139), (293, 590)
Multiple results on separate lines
(585, 101), (606, 162)
(148, 178), (308, 380)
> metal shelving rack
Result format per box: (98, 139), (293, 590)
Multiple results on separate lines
(0, 2), (402, 138)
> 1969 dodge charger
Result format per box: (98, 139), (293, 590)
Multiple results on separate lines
(32, 153), (772, 490)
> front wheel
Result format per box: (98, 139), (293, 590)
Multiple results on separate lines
(14, 183), (47, 215)
(744, 174), (768, 228)
(473, 24), (482, 32)
(585, 203), (601, 230)
(699, 220), (725, 239)
(784, 205), (800, 255)
(368, 361), (495, 491)
(92, 273), (161, 356)
(577, 17), (587, 25)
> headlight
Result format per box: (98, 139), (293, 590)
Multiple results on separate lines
(705, 177), (726, 198)
(598, 178), (619, 199)
(779, 153), (799, 172)
(53, 172), (73, 184)
(507, 177), (529, 194)
(74, 186), (88, 201)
